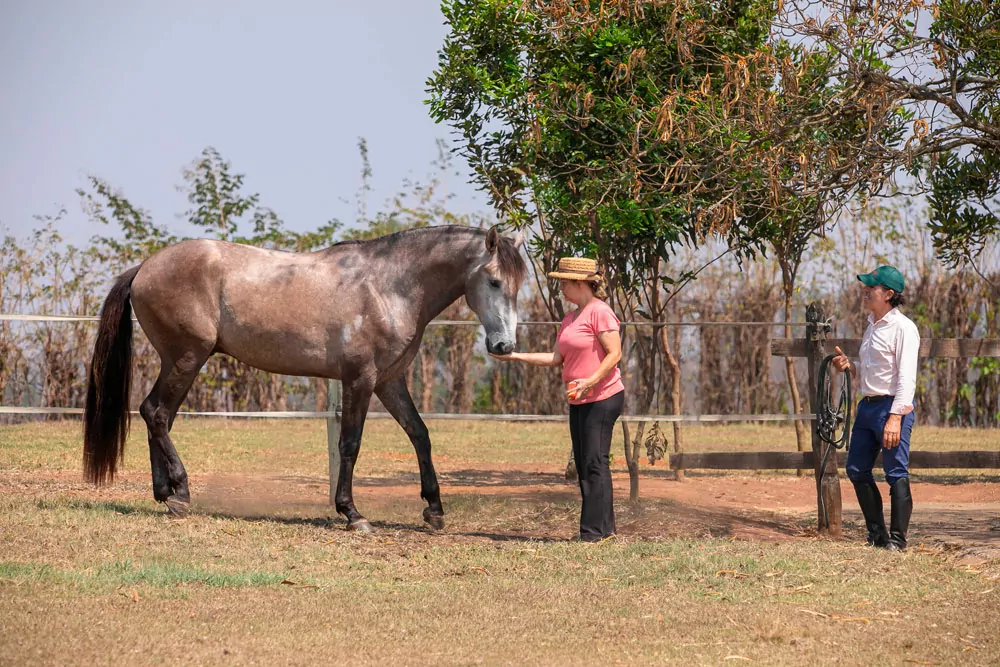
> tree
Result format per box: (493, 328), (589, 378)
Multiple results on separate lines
(773, 0), (1000, 270)
(427, 0), (862, 495)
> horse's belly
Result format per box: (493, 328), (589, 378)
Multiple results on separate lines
(216, 328), (334, 377)
(215, 299), (344, 377)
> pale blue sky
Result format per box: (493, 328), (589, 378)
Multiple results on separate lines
(0, 1), (485, 246)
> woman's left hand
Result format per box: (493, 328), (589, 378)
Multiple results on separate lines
(567, 378), (596, 400)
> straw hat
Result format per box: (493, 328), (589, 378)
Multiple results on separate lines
(547, 257), (601, 281)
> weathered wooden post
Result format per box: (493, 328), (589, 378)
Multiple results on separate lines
(806, 302), (842, 537)
(327, 379), (342, 506)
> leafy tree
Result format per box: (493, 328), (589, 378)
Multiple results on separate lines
(426, 0), (868, 494)
(774, 0), (1000, 270)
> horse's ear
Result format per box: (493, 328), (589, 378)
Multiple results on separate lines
(511, 230), (525, 249)
(485, 226), (500, 254)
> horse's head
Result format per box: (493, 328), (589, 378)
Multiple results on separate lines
(465, 226), (527, 356)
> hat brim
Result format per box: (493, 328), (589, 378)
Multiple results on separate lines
(548, 271), (600, 281)
(857, 273), (879, 287)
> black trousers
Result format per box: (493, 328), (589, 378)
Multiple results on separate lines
(568, 390), (624, 541)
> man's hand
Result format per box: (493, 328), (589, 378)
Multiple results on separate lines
(831, 345), (852, 374)
(883, 414), (903, 448)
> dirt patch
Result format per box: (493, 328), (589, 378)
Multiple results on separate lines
(195, 466), (1000, 557)
(5, 465), (999, 558)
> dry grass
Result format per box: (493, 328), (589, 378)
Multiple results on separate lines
(1, 419), (999, 666)
(3, 418), (996, 475)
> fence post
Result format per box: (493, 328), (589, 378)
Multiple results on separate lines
(327, 379), (342, 506)
(806, 302), (842, 537)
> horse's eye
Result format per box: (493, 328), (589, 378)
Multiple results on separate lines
(489, 279), (502, 289)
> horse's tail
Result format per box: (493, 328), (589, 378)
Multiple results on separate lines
(83, 265), (142, 485)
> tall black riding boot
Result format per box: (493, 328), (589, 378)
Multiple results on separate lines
(889, 477), (913, 551)
(852, 481), (889, 548)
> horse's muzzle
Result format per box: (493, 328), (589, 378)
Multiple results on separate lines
(488, 339), (514, 356)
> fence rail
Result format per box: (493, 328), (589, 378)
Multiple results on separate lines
(666, 450), (1000, 470)
(0, 405), (816, 422)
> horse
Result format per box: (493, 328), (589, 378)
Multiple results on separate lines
(82, 225), (526, 532)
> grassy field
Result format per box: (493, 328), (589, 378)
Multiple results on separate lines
(1, 418), (998, 666)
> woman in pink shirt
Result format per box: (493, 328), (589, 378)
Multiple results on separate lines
(491, 257), (624, 542)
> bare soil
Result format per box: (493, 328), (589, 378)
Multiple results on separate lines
(9, 462), (997, 560)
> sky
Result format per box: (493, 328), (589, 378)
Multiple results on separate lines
(0, 1), (487, 246)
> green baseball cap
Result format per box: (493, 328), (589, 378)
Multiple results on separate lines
(857, 265), (905, 293)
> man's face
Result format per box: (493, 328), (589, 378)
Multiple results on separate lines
(861, 282), (892, 313)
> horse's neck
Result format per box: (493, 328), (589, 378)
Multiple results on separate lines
(405, 233), (481, 327)
(385, 234), (483, 329)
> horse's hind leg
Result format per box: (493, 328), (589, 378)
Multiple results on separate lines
(140, 349), (208, 516)
(375, 378), (444, 530)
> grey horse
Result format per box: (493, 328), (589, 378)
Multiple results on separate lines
(83, 225), (526, 531)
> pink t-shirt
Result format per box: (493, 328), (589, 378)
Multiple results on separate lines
(557, 300), (625, 405)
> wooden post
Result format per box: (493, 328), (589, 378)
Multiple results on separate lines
(326, 379), (342, 506)
(806, 302), (842, 537)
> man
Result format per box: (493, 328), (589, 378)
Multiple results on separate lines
(832, 265), (920, 551)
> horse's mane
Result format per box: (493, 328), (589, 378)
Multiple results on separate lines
(492, 234), (527, 291)
(331, 226), (527, 288)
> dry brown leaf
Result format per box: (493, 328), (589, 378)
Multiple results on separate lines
(716, 570), (750, 579)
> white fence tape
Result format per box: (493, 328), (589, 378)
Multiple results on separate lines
(0, 313), (810, 327)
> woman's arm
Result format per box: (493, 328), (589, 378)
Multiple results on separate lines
(490, 345), (563, 367)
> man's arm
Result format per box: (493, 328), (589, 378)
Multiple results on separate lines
(890, 323), (920, 416)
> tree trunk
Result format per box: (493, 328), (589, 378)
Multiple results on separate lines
(778, 257), (809, 474)
(314, 377), (328, 413)
(659, 326), (685, 481)
(783, 292), (809, 475)
(419, 343), (437, 413)
(621, 421), (642, 503)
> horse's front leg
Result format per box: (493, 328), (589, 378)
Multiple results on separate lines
(335, 375), (375, 532)
(375, 377), (444, 529)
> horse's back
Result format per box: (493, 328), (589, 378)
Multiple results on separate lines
(130, 239), (371, 376)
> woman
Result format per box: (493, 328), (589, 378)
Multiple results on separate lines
(491, 257), (625, 542)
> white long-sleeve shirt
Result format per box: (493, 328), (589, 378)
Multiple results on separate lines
(857, 308), (920, 415)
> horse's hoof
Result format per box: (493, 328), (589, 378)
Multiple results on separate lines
(423, 508), (445, 530)
(347, 519), (374, 533)
(164, 497), (190, 517)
